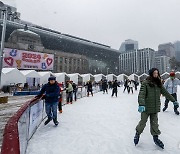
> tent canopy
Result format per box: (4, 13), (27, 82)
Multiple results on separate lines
(38, 71), (54, 85)
(94, 74), (106, 82)
(81, 74), (95, 83)
(106, 74), (117, 81)
(117, 74), (128, 81)
(68, 73), (83, 85)
(2, 68), (26, 86)
(54, 72), (70, 83)
(20, 70), (41, 78)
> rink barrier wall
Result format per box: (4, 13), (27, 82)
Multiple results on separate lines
(1, 86), (100, 154)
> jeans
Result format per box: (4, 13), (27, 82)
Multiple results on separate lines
(67, 91), (73, 103)
(45, 102), (58, 120)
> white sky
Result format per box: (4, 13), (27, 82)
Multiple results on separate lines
(2, 0), (180, 50)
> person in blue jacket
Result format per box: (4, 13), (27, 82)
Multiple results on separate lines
(36, 76), (60, 126)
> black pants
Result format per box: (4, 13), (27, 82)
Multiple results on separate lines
(128, 87), (133, 94)
(67, 91), (73, 103)
(73, 91), (77, 101)
(103, 89), (108, 93)
(164, 93), (178, 110)
(123, 86), (129, 92)
(112, 89), (117, 97)
(58, 101), (62, 111)
(87, 90), (93, 96)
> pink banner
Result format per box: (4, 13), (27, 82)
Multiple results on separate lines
(3, 48), (54, 70)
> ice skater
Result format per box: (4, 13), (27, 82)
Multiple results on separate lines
(111, 80), (120, 97)
(134, 68), (179, 149)
(36, 76), (60, 126)
(162, 71), (180, 115)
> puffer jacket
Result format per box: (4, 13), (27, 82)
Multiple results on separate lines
(138, 78), (176, 113)
(164, 78), (180, 94)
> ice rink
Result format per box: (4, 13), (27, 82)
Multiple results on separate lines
(27, 87), (180, 154)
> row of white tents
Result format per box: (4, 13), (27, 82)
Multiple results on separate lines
(1, 68), (180, 88)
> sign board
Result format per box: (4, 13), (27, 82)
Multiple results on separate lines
(3, 48), (54, 70)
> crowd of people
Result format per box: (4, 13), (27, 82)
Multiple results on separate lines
(35, 68), (180, 150)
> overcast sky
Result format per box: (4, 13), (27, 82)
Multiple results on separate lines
(2, 0), (180, 50)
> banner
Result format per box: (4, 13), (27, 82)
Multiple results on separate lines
(28, 100), (44, 139)
(3, 48), (54, 70)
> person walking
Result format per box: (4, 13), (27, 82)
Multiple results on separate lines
(102, 80), (108, 94)
(111, 80), (120, 97)
(86, 81), (93, 97)
(134, 68), (179, 149)
(72, 81), (78, 101)
(163, 71), (180, 115)
(128, 80), (134, 94)
(66, 81), (73, 104)
(36, 76), (60, 126)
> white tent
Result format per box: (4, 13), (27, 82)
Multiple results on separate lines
(2, 68), (26, 86)
(54, 72), (70, 83)
(0, 72), (6, 88)
(68, 73), (83, 85)
(161, 72), (169, 80)
(175, 72), (180, 79)
(106, 74), (117, 81)
(94, 74), (106, 82)
(128, 73), (139, 81)
(38, 71), (54, 85)
(20, 70), (41, 87)
(139, 73), (148, 81)
(117, 74), (128, 81)
(81, 74), (95, 83)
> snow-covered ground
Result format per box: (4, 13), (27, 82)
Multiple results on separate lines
(27, 87), (180, 154)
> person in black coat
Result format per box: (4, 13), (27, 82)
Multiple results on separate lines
(102, 80), (108, 94)
(36, 76), (60, 126)
(72, 82), (78, 101)
(112, 80), (120, 97)
(86, 81), (93, 97)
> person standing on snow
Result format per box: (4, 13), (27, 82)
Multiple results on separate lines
(123, 79), (129, 93)
(134, 68), (179, 149)
(111, 80), (120, 97)
(128, 80), (134, 94)
(86, 81), (93, 97)
(102, 79), (108, 94)
(66, 81), (73, 104)
(163, 71), (180, 115)
(72, 81), (78, 101)
(36, 76), (60, 126)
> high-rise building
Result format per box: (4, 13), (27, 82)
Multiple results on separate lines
(155, 56), (171, 73)
(158, 42), (175, 57)
(119, 39), (138, 52)
(119, 48), (155, 74)
(174, 41), (180, 62)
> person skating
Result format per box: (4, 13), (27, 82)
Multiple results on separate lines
(66, 81), (73, 104)
(111, 80), (120, 97)
(58, 82), (64, 113)
(128, 80), (134, 94)
(134, 68), (179, 149)
(123, 79), (129, 93)
(102, 80), (108, 94)
(72, 81), (78, 101)
(36, 76), (60, 126)
(86, 81), (93, 97)
(163, 71), (180, 115)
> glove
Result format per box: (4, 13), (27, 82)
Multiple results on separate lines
(173, 101), (179, 108)
(138, 106), (145, 113)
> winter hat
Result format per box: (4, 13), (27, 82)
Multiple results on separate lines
(148, 68), (159, 77)
(48, 76), (56, 81)
(169, 72), (175, 77)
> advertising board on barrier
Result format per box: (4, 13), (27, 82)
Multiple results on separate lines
(18, 107), (30, 154)
(29, 100), (44, 139)
(3, 48), (54, 70)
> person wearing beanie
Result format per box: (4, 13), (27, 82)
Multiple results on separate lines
(134, 68), (179, 149)
(163, 71), (180, 115)
(36, 76), (60, 126)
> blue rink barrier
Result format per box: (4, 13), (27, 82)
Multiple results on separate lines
(13, 91), (40, 96)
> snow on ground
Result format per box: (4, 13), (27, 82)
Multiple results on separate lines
(27, 87), (180, 154)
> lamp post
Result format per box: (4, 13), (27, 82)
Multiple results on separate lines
(0, 2), (8, 88)
(0, 2), (18, 88)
